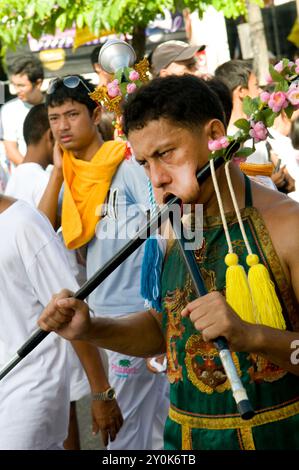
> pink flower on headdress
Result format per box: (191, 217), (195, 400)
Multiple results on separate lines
(268, 91), (288, 113)
(129, 70), (140, 81)
(265, 73), (273, 85)
(249, 121), (268, 142)
(260, 91), (270, 103)
(287, 83), (299, 106)
(127, 83), (137, 94)
(208, 136), (229, 151)
(107, 79), (121, 98)
(274, 61), (284, 73)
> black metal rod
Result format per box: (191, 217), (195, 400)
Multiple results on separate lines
(0, 157), (224, 381)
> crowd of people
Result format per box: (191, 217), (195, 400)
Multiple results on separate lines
(0, 36), (299, 451)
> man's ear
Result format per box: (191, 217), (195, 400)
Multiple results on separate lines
(159, 69), (169, 77)
(237, 84), (249, 100)
(34, 78), (43, 90)
(92, 105), (102, 125)
(205, 118), (226, 141)
(47, 129), (54, 143)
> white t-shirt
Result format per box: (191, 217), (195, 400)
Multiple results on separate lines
(0, 201), (78, 449)
(268, 128), (299, 203)
(1, 98), (33, 156)
(5, 162), (50, 206)
(5, 167), (90, 402)
(86, 158), (149, 316)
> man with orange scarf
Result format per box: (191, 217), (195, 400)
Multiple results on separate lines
(39, 75), (169, 450)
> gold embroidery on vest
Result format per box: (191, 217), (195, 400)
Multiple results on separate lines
(185, 333), (241, 394)
(248, 353), (287, 383)
(165, 277), (193, 383)
(169, 399), (299, 429)
(181, 425), (192, 450)
(239, 427), (255, 450)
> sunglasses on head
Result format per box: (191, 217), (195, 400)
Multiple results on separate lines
(47, 75), (91, 95)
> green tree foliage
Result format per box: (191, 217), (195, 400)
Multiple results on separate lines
(0, 0), (264, 53)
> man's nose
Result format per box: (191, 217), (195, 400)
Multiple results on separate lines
(150, 162), (171, 189)
(58, 116), (70, 130)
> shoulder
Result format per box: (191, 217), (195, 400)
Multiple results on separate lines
(253, 183), (299, 270)
(1, 98), (22, 113)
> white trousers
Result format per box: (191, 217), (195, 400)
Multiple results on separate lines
(106, 350), (169, 450)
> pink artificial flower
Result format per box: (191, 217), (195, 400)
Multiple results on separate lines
(287, 83), (299, 106)
(129, 70), (139, 81)
(274, 60), (284, 73)
(208, 136), (229, 151)
(107, 79), (121, 98)
(265, 73), (273, 85)
(249, 121), (268, 142)
(127, 83), (137, 94)
(260, 91), (270, 103)
(268, 91), (288, 113)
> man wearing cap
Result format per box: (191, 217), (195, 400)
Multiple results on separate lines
(151, 40), (205, 78)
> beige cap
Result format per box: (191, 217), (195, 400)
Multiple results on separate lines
(151, 40), (205, 76)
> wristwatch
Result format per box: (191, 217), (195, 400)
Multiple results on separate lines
(92, 387), (116, 401)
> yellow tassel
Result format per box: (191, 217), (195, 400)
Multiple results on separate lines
(225, 253), (256, 323)
(247, 254), (286, 330)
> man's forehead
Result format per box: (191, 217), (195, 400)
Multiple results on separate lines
(11, 73), (30, 83)
(48, 99), (82, 113)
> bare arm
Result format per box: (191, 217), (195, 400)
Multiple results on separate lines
(71, 340), (110, 393)
(71, 339), (123, 446)
(38, 289), (166, 357)
(3, 141), (24, 165)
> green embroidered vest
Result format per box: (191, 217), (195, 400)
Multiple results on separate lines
(161, 177), (299, 450)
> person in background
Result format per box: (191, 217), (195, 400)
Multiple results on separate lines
(90, 44), (113, 86)
(1, 55), (44, 169)
(214, 59), (285, 190)
(151, 40), (205, 78)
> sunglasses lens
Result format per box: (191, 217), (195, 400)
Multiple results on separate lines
(63, 76), (81, 89)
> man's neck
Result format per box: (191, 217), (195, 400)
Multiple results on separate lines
(23, 142), (50, 169)
(71, 133), (105, 162)
(200, 162), (246, 217)
(26, 92), (44, 106)
(0, 194), (15, 214)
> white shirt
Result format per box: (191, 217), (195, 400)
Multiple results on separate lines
(86, 158), (149, 316)
(5, 162), (50, 205)
(268, 128), (299, 203)
(0, 201), (78, 449)
(1, 98), (33, 156)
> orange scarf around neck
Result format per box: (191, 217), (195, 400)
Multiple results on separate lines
(62, 140), (125, 249)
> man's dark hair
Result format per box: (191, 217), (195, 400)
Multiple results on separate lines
(45, 75), (97, 115)
(206, 77), (233, 126)
(123, 75), (225, 137)
(9, 54), (44, 83)
(214, 59), (253, 93)
(23, 104), (50, 146)
(90, 44), (104, 67)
